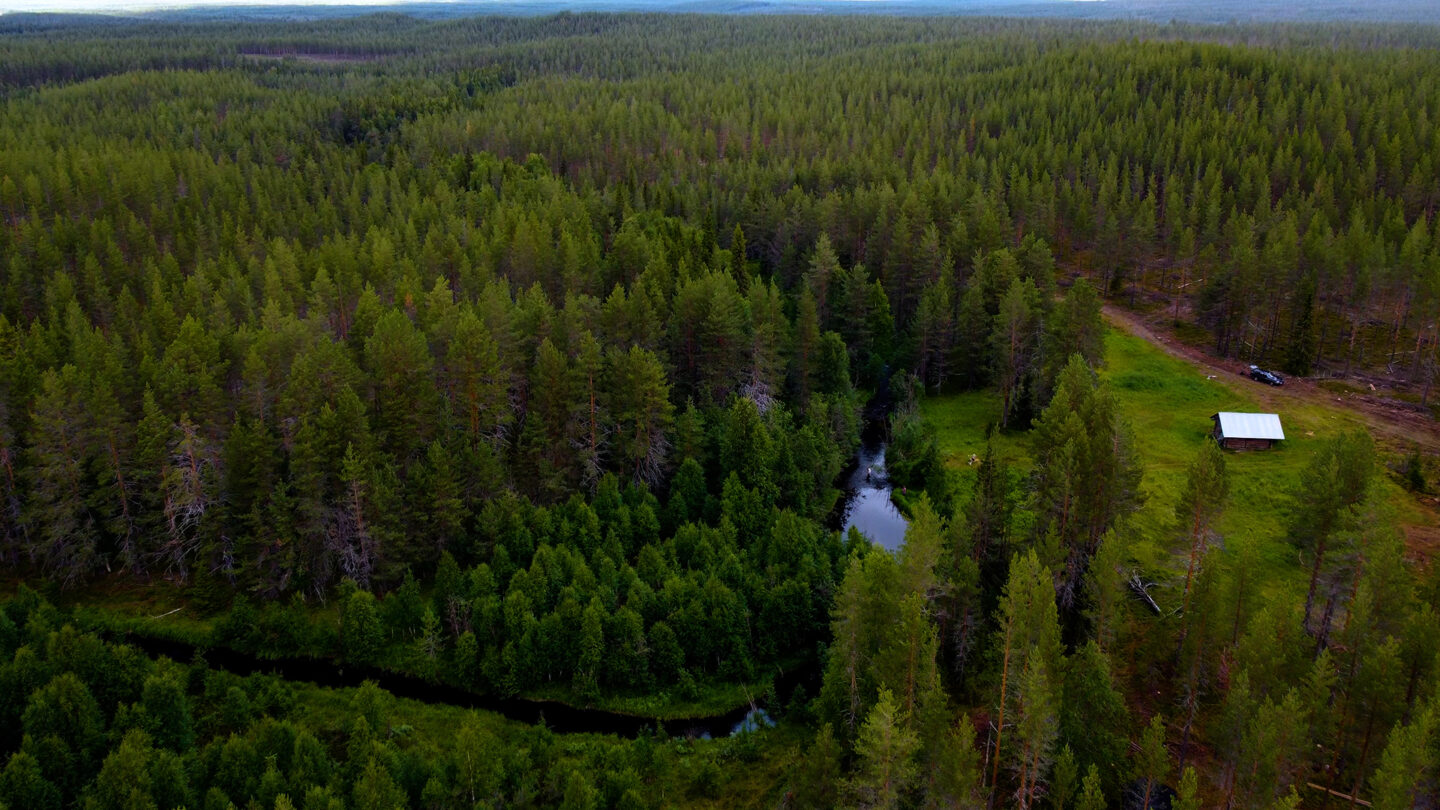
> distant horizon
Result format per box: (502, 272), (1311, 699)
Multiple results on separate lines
(5, 0), (420, 13)
(4, 0), (1439, 24)
(10, 0), (1084, 11)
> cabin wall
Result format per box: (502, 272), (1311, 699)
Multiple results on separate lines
(1220, 437), (1275, 451)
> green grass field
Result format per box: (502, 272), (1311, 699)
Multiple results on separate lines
(920, 327), (1433, 607)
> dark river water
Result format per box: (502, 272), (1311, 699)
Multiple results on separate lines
(119, 633), (800, 739)
(834, 439), (910, 551)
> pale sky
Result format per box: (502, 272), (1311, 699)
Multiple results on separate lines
(3, 0), (429, 12)
(2, 0), (1108, 13)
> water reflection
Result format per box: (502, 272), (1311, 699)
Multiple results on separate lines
(695, 708), (776, 740)
(837, 441), (910, 552)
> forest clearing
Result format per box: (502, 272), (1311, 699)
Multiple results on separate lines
(925, 319), (1440, 591)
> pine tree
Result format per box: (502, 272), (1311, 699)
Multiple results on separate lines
(845, 688), (919, 810)
(790, 724), (842, 810)
(1059, 641), (1130, 797)
(990, 277), (1040, 428)
(1176, 441), (1228, 620)
(1009, 655), (1059, 809)
(1284, 272), (1318, 376)
(342, 589), (383, 667)
(791, 284), (823, 405)
(923, 716), (983, 810)
(567, 330), (609, 493)
(83, 342), (141, 576)
(820, 554), (870, 740)
(745, 280), (789, 408)
(365, 309), (441, 461)
(608, 346), (673, 488)
(446, 309), (510, 446)
(574, 598), (605, 700)
(157, 413), (215, 580)
(1174, 766), (1200, 810)
(1084, 530), (1128, 654)
(1074, 765), (1104, 810)
(1136, 714), (1169, 810)
(953, 280), (990, 388)
(913, 270), (956, 390)
(807, 234), (843, 327)
(332, 443), (379, 589)
(1292, 432), (1375, 631)
(1368, 704), (1436, 810)
(992, 550), (1063, 796)
(1031, 355), (1142, 611)
(1040, 278), (1103, 402)
(1051, 744), (1078, 810)
(25, 366), (99, 586)
(962, 435), (1011, 587)
(874, 593), (944, 734)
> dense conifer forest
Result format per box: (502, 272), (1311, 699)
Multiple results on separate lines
(1, 12), (1439, 809)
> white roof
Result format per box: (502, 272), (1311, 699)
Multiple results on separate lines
(1213, 412), (1285, 441)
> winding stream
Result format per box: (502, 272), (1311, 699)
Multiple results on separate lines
(106, 408), (901, 740)
(119, 633), (802, 740)
(834, 439), (910, 551)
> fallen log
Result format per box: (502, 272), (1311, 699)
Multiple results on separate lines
(1306, 782), (1371, 807)
(1127, 573), (1162, 616)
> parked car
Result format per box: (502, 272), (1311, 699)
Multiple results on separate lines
(1248, 365), (1285, 386)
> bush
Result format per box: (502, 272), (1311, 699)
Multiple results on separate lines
(1403, 450), (1427, 493)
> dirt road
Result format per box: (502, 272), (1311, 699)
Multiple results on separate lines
(1102, 305), (1440, 453)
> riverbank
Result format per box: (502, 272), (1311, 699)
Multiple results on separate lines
(43, 584), (819, 730)
(101, 626), (791, 739)
(1, 585), (813, 809)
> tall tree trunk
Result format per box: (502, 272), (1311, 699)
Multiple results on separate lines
(1388, 294), (1409, 367)
(1350, 711), (1378, 806)
(1346, 303), (1361, 374)
(991, 619), (1013, 805)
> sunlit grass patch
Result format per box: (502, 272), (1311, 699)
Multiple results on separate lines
(1100, 330), (1304, 582)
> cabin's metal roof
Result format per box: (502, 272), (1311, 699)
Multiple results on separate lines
(1212, 412), (1285, 441)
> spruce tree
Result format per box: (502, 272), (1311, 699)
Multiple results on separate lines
(845, 688), (919, 810)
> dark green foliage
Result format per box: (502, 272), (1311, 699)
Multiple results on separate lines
(1289, 432), (1376, 632)
(1060, 641), (1130, 795)
(1, 15), (1440, 810)
(1283, 273), (1319, 376)
(788, 723), (842, 809)
(0, 751), (61, 810)
(1030, 355), (1143, 613)
(1402, 450), (1427, 493)
(139, 669), (195, 752)
(886, 410), (944, 496)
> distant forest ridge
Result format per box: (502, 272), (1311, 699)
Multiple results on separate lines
(4, 0), (1440, 24)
